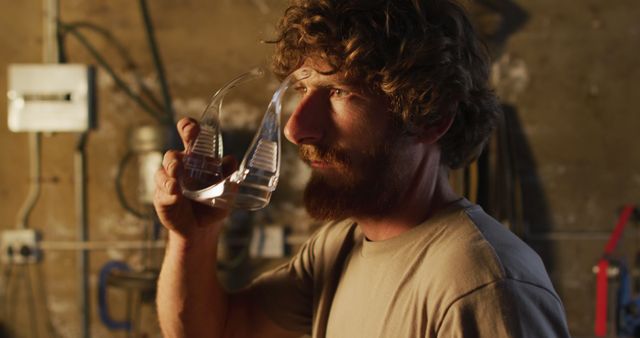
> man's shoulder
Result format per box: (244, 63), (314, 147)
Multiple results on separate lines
(422, 204), (559, 304)
(430, 207), (570, 336)
(462, 205), (555, 287)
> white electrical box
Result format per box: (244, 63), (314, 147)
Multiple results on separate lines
(0, 229), (41, 264)
(7, 63), (95, 132)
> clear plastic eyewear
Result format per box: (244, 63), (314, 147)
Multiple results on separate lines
(181, 67), (312, 210)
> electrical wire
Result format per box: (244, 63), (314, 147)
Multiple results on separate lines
(24, 265), (40, 338)
(57, 21), (170, 124)
(74, 132), (91, 338)
(5, 266), (14, 331)
(60, 21), (166, 113)
(150, 219), (163, 269)
(34, 264), (62, 338)
(144, 213), (161, 270)
(1, 262), (14, 327)
(115, 151), (154, 219)
(131, 292), (143, 338)
(139, 0), (175, 120)
(16, 133), (42, 229)
(57, 20), (168, 222)
(42, 0), (60, 63)
(125, 291), (134, 338)
(6, 264), (22, 336)
(41, 6), (175, 338)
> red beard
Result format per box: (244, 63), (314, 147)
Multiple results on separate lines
(298, 132), (405, 221)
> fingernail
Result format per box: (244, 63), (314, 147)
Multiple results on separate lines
(181, 120), (194, 131)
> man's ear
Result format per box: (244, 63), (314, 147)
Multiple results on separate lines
(419, 113), (455, 145)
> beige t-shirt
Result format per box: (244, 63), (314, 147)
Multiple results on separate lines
(248, 199), (570, 337)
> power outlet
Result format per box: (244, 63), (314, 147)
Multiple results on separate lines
(0, 229), (41, 264)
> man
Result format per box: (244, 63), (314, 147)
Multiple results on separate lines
(154, 0), (571, 337)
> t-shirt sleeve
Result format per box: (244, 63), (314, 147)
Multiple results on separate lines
(244, 228), (321, 334)
(436, 278), (571, 338)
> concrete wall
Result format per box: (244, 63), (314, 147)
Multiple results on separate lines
(493, 0), (640, 336)
(0, 0), (638, 337)
(0, 1), (296, 337)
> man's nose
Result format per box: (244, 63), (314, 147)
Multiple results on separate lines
(284, 92), (327, 145)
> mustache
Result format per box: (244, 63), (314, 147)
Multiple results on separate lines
(298, 144), (351, 167)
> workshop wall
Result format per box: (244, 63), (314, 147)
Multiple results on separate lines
(0, 1), (300, 337)
(486, 0), (640, 336)
(0, 0), (638, 337)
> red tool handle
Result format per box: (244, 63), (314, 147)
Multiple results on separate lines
(594, 205), (636, 336)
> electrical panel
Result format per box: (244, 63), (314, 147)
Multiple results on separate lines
(7, 63), (95, 132)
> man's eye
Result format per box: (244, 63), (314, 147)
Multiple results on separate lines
(330, 88), (350, 98)
(293, 85), (307, 95)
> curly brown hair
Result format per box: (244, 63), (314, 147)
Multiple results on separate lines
(270, 0), (501, 169)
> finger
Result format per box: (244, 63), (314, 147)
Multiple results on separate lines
(162, 150), (181, 168)
(162, 150), (183, 178)
(221, 155), (238, 177)
(155, 168), (181, 195)
(153, 188), (180, 208)
(176, 117), (200, 150)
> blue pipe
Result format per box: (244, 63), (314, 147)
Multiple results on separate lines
(97, 261), (132, 331)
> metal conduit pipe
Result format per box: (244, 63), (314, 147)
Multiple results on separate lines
(40, 240), (166, 251)
(38, 235), (310, 251)
(74, 133), (90, 338)
(16, 133), (42, 229)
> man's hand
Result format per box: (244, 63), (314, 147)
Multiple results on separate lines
(155, 118), (304, 338)
(153, 117), (237, 239)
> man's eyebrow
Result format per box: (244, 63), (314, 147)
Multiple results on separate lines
(301, 78), (358, 89)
